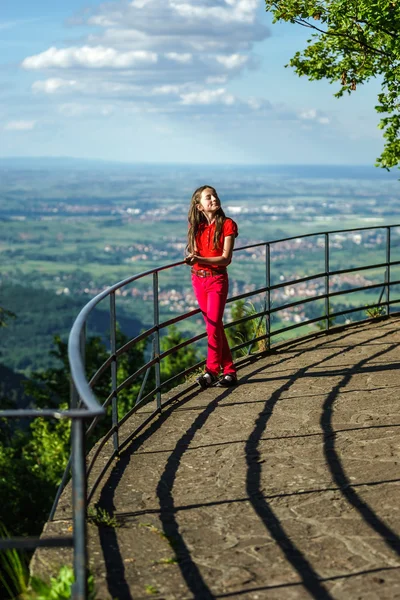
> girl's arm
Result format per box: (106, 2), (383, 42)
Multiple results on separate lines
(187, 235), (235, 267)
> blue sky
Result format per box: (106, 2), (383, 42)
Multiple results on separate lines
(0, 0), (384, 165)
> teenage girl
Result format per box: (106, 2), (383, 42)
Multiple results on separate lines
(185, 185), (238, 388)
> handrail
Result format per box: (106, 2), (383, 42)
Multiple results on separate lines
(1, 223), (399, 599)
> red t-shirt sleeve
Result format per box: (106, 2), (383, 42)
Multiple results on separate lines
(223, 218), (238, 238)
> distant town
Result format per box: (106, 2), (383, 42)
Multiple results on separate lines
(1, 162), (398, 372)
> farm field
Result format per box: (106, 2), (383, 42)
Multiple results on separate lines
(0, 160), (399, 373)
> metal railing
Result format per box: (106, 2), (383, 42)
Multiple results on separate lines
(1, 224), (400, 599)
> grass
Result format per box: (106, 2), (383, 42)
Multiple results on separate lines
(0, 543), (29, 599)
(145, 584), (159, 595)
(365, 305), (386, 318)
(139, 523), (179, 559)
(152, 557), (178, 565)
(0, 524), (96, 599)
(88, 506), (120, 528)
(29, 566), (96, 600)
(139, 523), (167, 539)
(184, 367), (204, 383)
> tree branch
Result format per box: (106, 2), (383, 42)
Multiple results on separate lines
(292, 17), (395, 60)
(348, 17), (398, 40)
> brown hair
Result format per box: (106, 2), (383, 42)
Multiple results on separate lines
(187, 185), (226, 253)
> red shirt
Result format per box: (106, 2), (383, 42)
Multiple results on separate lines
(193, 217), (238, 273)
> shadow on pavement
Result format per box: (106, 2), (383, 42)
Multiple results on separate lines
(244, 326), (397, 600)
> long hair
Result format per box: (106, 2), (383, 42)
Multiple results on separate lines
(187, 185), (226, 253)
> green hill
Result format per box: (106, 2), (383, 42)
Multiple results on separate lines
(0, 283), (143, 374)
(0, 363), (32, 409)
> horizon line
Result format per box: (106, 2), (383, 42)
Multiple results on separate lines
(0, 155), (390, 168)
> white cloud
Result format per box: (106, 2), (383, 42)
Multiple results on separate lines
(23, 46), (158, 70)
(169, 0), (258, 24)
(180, 88), (235, 106)
(33, 78), (149, 98)
(206, 75), (228, 84)
(165, 52), (192, 64)
(58, 103), (115, 117)
(131, 0), (152, 8)
(87, 12), (125, 27)
(152, 84), (183, 95)
(247, 98), (262, 110)
(4, 120), (36, 131)
(299, 108), (330, 125)
(299, 109), (317, 120)
(20, 0), (271, 122)
(0, 20), (21, 31)
(0, 18), (43, 31)
(32, 78), (78, 94)
(216, 54), (248, 69)
(58, 103), (88, 117)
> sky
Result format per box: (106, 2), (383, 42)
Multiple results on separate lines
(0, 0), (386, 165)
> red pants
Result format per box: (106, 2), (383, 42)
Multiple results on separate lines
(192, 272), (236, 376)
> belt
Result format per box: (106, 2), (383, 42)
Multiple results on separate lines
(191, 268), (227, 278)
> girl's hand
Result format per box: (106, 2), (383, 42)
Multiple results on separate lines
(185, 253), (198, 265)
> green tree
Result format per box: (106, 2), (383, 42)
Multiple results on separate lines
(0, 307), (15, 329)
(265, 0), (400, 169)
(226, 300), (269, 356)
(0, 427), (64, 536)
(0, 331), (148, 538)
(160, 325), (199, 388)
(226, 300), (253, 356)
(0, 325), (198, 537)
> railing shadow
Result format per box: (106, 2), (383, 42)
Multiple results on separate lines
(244, 324), (399, 599)
(17, 224), (398, 596)
(92, 345), (305, 598)
(321, 337), (400, 556)
(91, 323), (399, 598)
(95, 385), (209, 599)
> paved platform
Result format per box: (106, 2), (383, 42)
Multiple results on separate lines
(35, 318), (400, 599)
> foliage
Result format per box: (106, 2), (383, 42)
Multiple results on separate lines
(145, 584), (159, 595)
(0, 423), (69, 537)
(160, 325), (199, 388)
(365, 304), (386, 318)
(0, 524), (29, 599)
(0, 322), (197, 542)
(226, 300), (269, 355)
(265, 0), (400, 169)
(315, 312), (336, 330)
(226, 300), (251, 355)
(23, 330), (148, 428)
(88, 506), (120, 528)
(29, 565), (95, 600)
(153, 557), (178, 565)
(0, 307), (15, 329)
(0, 284), (141, 374)
(0, 331), (138, 538)
(0, 526), (96, 600)
(114, 331), (150, 419)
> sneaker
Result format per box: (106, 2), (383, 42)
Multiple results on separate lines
(196, 371), (218, 389)
(216, 374), (238, 387)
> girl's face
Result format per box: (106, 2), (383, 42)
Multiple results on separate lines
(197, 188), (220, 214)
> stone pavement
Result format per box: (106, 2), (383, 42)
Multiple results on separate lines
(35, 318), (400, 599)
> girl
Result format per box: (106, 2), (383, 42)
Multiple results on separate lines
(185, 185), (238, 388)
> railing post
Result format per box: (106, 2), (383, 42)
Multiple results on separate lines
(135, 340), (155, 406)
(110, 291), (119, 454)
(70, 380), (88, 600)
(325, 233), (330, 331)
(79, 325), (86, 373)
(153, 272), (161, 410)
(266, 243), (271, 350)
(386, 226), (391, 316)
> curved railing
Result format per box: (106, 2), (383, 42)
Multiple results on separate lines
(2, 224), (400, 599)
